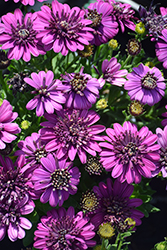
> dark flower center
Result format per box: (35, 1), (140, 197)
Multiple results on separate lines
(54, 110), (91, 148)
(0, 201), (21, 227)
(0, 50), (11, 69)
(80, 190), (99, 214)
(11, 17), (37, 45)
(86, 9), (102, 27)
(18, 28), (29, 38)
(102, 195), (131, 222)
(127, 38), (141, 56)
(70, 73), (88, 95)
(34, 147), (47, 163)
(49, 9), (83, 39)
(48, 216), (80, 249)
(7, 72), (30, 95)
(51, 169), (71, 191)
(113, 130), (147, 166)
(160, 147), (167, 171)
(85, 156), (103, 175)
(0, 169), (28, 205)
(141, 72), (157, 89)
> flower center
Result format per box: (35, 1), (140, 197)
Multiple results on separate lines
(141, 72), (157, 89)
(59, 20), (69, 31)
(0, 202), (21, 227)
(123, 142), (138, 157)
(102, 195), (131, 222)
(54, 110), (91, 148)
(18, 28), (29, 38)
(160, 147), (167, 171)
(51, 169), (71, 191)
(34, 146), (47, 163)
(86, 9), (102, 27)
(85, 156), (103, 175)
(0, 169), (28, 204)
(70, 73), (88, 95)
(49, 10), (83, 39)
(80, 190), (99, 214)
(48, 216), (80, 249)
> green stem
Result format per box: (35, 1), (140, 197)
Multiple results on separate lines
(121, 54), (132, 68)
(101, 239), (106, 250)
(65, 55), (80, 71)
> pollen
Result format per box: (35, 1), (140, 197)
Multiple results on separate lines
(98, 222), (115, 239)
(108, 39), (118, 50)
(129, 100), (144, 116)
(135, 22), (146, 34)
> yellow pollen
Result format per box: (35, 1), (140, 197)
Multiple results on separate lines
(129, 101), (144, 116)
(108, 39), (118, 50)
(21, 120), (31, 130)
(145, 61), (155, 68)
(98, 222), (115, 239)
(135, 22), (146, 34)
(96, 99), (108, 110)
(78, 45), (93, 58)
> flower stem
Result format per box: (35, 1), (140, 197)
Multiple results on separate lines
(121, 54), (132, 68)
(101, 239), (106, 250)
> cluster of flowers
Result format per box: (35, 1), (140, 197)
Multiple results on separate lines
(0, 0), (167, 249)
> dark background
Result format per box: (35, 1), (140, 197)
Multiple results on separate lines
(1, 0), (167, 249)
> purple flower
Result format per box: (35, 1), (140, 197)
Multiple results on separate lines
(34, 206), (96, 249)
(0, 195), (34, 241)
(25, 70), (67, 117)
(99, 121), (160, 184)
(31, 154), (81, 207)
(61, 67), (101, 109)
(156, 126), (167, 178)
(161, 105), (167, 127)
(139, 4), (167, 40)
(102, 57), (128, 86)
(156, 29), (167, 69)
(0, 9), (45, 62)
(4, 0), (46, 6)
(0, 99), (21, 150)
(91, 178), (144, 230)
(124, 63), (166, 106)
(98, 0), (136, 32)
(0, 156), (34, 241)
(0, 155), (32, 204)
(33, 0), (94, 56)
(40, 109), (105, 164)
(84, 1), (118, 46)
(15, 132), (50, 177)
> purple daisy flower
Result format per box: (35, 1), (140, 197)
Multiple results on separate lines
(0, 99), (21, 150)
(0, 9), (45, 62)
(0, 195), (34, 242)
(0, 156), (34, 241)
(156, 29), (167, 69)
(34, 206), (96, 249)
(161, 105), (167, 127)
(156, 126), (167, 178)
(25, 70), (67, 117)
(31, 154), (81, 207)
(91, 178), (144, 230)
(84, 1), (118, 46)
(102, 57), (128, 86)
(4, 0), (46, 6)
(33, 0), (94, 56)
(97, 0), (136, 32)
(40, 109), (105, 164)
(61, 67), (101, 109)
(99, 121), (160, 184)
(124, 63), (166, 106)
(15, 132), (50, 177)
